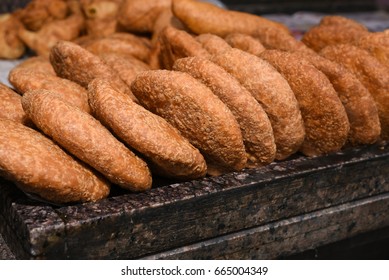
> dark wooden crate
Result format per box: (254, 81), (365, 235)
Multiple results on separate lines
(1, 143), (389, 259)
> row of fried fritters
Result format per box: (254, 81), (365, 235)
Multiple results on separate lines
(0, 0), (388, 204)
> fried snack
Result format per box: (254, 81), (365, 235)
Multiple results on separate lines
(158, 26), (210, 69)
(320, 44), (389, 140)
(22, 90), (152, 191)
(99, 53), (150, 89)
(356, 32), (389, 68)
(0, 119), (110, 204)
(8, 68), (91, 113)
(195, 33), (231, 56)
(151, 7), (185, 45)
(148, 40), (162, 69)
(80, 0), (122, 36)
(252, 26), (314, 53)
(302, 15), (368, 52)
(173, 57), (276, 167)
(131, 70), (247, 175)
(49, 40), (137, 101)
(18, 13), (85, 57)
(297, 52), (381, 145)
(172, 0), (289, 37)
(225, 33), (266, 56)
(79, 32), (151, 62)
(211, 49), (304, 160)
(89, 78), (207, 179)
(0, 83), (29, 125)
(0, 14), (25, 59)
(118, 0), (171, 33)
(15, 0), (69, 32)
(12, 56), (56, 76)
(260, 50), (350, 156)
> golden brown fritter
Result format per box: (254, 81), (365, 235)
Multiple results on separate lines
(22, 89), (152, 191)
(356, 31), (389, 69)
(225, 33), (266, 56)
(131, 70), (247, 175)
(118, 0), (172, 33)
(0, 119), (110, 204)
(0, 83), (29, 126)
(151, 7), (186, 45)
(8, 68), (91, 113)
(0, 14), (26, 59)
(9, 56), (56, 76)
(49, 40), (137, 101)
(173, 57), (276, 167)
(296, 52), (381, 145)
(211, 48), (305, 160)
(88, 78), (207, 180)
(195, 33), (231, 56)
(158, 26), (210, 69)
(172, 0), (289, 37)
(260, 50), (350, 156)
(320, 44), (389, 140)
(302, 15), (368, 52)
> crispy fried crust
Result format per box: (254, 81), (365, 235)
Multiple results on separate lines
(173, 57), (276, 167)
(172, 0), (289, 37)
(9, 68), (91, 113)
(49, 40), (137, 101)
(89, 78), (207, 179)
(158, 26), (210, 69)
(195, 33), (231, 56)
(356, 32), (389, 68)
(211, 48), (305, 160)
(22, 89), (152, 191)
(0, 119), (110, 204)
(299, 52), (381, 145)
(260, 50), (350, 156)
(131, 70), (247, 175)
(320, 44), (389, 140)
(8, 56), (56, 76)
(0, 14), (26, 59)
(302, 16), (368, 52)
(0, 83), (29, 125)
(99, 53), (150, 89)
(225, 33), (266, 56)
(118, 0), (171, 33)
(80, 33), (151, 62)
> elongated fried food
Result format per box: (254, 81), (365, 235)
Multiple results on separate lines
(0, 83), (29, 125)
(320, 44), (389, 140)
(297, 52), (381, 145)
(118, 0), (171, 33)
(260, 50), (350, 156)
(9, 56), (56, 76)
(22, 90), (152, 191)
(0, 14), (25, 59)
(151, 7), (185, 44)
(173, 57), (276, 167)
(99, 53), (150, 89)
(89, 78), (207, 179)
(195, 33), (231, 56)
(18, 13), (85, 57)
(356, 32), (389, 68)
(158, 26), (210, 69)
(172, 0), (289, 37)
(8, 68), (91, 113)
(302, 15), (368, 52)
(0, 119), (110, 204)
(81, 0), (122, 36)
(211, 48), (304, 160)
(49, 40), (137, 101)
(131, 70), (247, 175)
(225, 33), (265, 56)
(80, 32), (151, 62)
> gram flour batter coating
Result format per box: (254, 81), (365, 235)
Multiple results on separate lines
(22, 89), (152, 191)
(0, 83), (29, 126)
(260, 50), (350, 156)
(173, 57), (276, 168)
(0, 119), (110, 204)
(211, 48), (305, 160)
(88, 78), (207, 180)
(225, 33), (266, 56)
(131, 70), (247, 175)
(195, 33), (231, 56)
